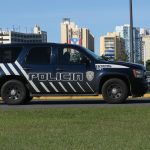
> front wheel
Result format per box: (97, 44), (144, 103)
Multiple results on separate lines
(102, 78), (128, 104)
(1, 80), (27, 105)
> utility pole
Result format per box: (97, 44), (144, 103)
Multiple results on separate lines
(130, 0), (134, 63)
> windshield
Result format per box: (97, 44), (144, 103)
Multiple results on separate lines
(83, 47), (106, 61)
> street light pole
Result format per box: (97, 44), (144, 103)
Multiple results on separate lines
(143, 41), (146, 67)
(130, 0), (134, 63)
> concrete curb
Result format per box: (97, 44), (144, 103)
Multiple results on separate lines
(34, 94), (150, 100)
(33, 95), (102, 100)
(0, 94), (149, 101)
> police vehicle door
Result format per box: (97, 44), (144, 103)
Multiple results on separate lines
(55, 46), (95, 94)
(23, 46), (54, 94)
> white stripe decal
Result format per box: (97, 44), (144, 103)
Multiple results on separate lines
(0, 64), (11, 75)
(68, 82), (76, 92)
(86, 82), (94, 92)
(40, 82), (50, 92)
(49, 82), (59, 92)
(95, 64), (129, 70)
(7, 63), (19, 75)
(77, 82), (85, 92)
(59, 82), (67, 92)
(15, 61), (40, 93)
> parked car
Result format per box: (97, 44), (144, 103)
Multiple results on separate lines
(0, 43), (148, 105)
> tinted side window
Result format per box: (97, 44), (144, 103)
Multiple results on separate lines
(26, 47), (51, 64)
(0, 47), (22, 63)
(59, 47), (90, 65)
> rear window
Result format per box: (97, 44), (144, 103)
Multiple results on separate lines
(0, 47), (22, 63)
(26, 47), (51, 64)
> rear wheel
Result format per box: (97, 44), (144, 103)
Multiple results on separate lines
(102, 78), (128, 104)
(1, 80), (27, 105)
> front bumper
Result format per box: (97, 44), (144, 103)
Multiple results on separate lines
(131, 79), (148, 97)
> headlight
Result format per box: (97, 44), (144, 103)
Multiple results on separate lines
(133, 69), (144, 78)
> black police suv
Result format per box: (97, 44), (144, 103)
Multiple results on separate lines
(0, 43), (148, 105)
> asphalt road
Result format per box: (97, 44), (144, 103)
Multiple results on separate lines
(0, 99), (150, 109)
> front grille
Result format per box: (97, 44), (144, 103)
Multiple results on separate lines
(146, 71), (150, 82)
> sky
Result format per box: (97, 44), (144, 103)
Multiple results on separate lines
(0, 0), (149, 54)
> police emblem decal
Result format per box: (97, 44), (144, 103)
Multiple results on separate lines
(86, 71), (94, 81)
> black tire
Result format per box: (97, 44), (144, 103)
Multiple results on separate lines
(102, 78), (128, 104)
(1, 80), (27, 105)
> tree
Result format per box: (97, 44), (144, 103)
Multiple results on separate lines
(116, 50), (128, 62)
(146, 60), (150, 71)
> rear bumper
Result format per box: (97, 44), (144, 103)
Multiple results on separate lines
(131, 79), (148, 97)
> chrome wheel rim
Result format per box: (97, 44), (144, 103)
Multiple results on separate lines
(6, 86), (21, 101)
(107, 84), (122, 99)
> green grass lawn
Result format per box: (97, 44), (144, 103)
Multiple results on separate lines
(0, 107), (150, 150)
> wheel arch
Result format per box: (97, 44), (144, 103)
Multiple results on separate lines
(0, 75), (29, 95)
(99, 74), (131, 95)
